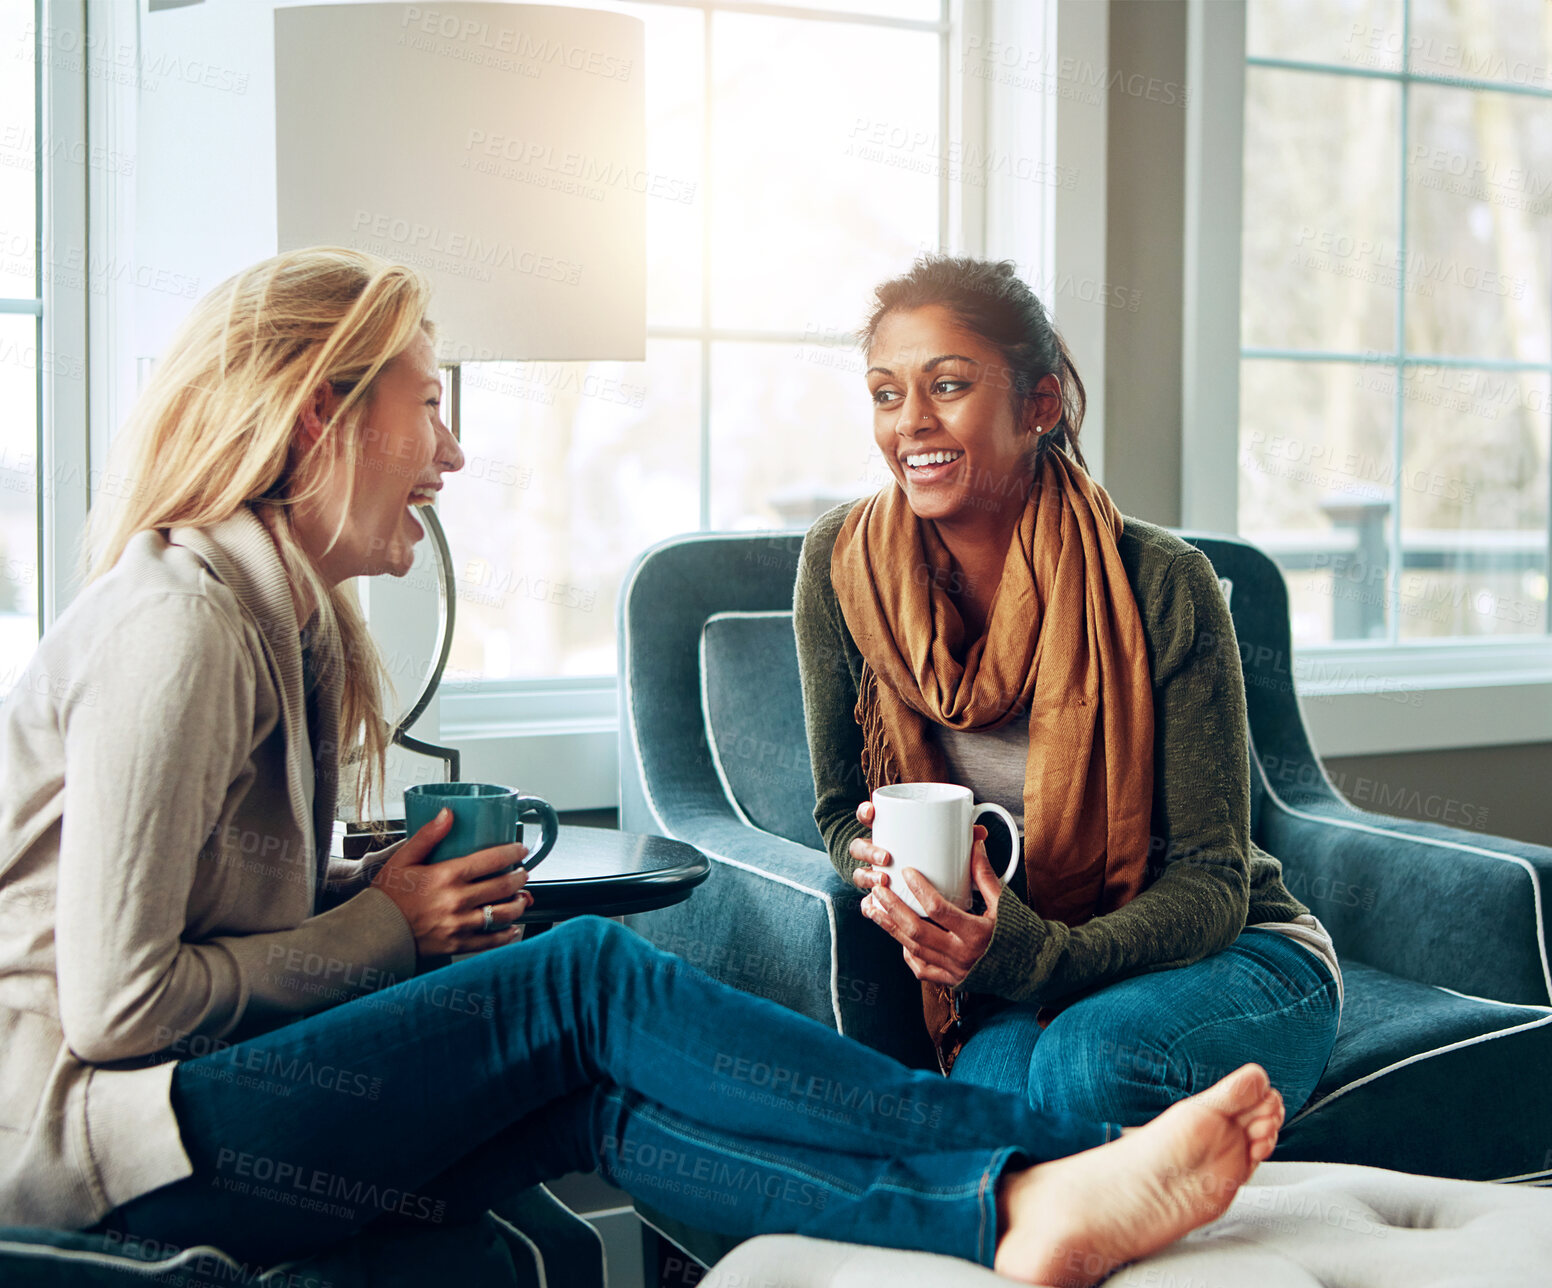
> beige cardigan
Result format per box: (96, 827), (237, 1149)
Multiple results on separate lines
(0, 508), (416, 1229)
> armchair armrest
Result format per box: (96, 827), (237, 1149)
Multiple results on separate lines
(627, 816), (936, 1070)
(617, 535), (934, 1067)
(1254, 765), (1552, 1007)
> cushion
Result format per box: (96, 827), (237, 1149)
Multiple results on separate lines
(1275, 961), (1552, 1180)
(699, 1161), (1552, 1287)
(700, 612), (825, 849)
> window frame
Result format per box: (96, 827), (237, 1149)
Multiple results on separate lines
(2, 0), (90, 646)
(61, 0), (1073, 810)
(0, 0), (43, 641)
(439, 0), (977, 777)
(42, 0), (89, 625)
(1182, 0), (1552, 759)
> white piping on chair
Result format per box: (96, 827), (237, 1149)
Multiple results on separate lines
(485, 1213), (547, 1288)
(1250, 751), (1552, 1004)
(1431, 984), (1552, 1013)
(636, 1207), (713, 1272)
(524, 1182), (611, 1288)
(1287, 1010), (1552, 1128)
(1254, 752), (1552, 1150)
(1494, 1166), (1552, 1185)
(697, 616), (764, 832)
(0, 1213), (596, 1282)
(620, 549), (847, 1036)
(697, 609), (817, 835)
(0, 1240), (247, 1278)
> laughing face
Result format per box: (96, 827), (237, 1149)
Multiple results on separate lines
(865, 305), (1043, 529)
(296, 329), (465, 584)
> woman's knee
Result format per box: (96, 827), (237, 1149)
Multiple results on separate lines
(950, 1006), (1043, 1097)
(540, 916), (653, 979)
(1026, 1010), (1187, 1125)
(542, 915), (627, 954)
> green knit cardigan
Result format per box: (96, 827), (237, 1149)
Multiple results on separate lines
(794, 502), (1307, 1008)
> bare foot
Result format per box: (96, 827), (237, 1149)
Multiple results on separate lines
(993, 1063), (1284, 1286)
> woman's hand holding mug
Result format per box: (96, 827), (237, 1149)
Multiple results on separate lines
(372, 808), (532, 957)
(849, 794), (1014, 988)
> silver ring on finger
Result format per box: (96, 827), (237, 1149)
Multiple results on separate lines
(481, 904), (496, 933)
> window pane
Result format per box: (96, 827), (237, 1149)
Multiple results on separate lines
(1242, 68), (1400, 354)
(709, 11), (939, 333)
(709, 339), (883, 530)
(1238, 359), (1398, 646)
(751, 0), (941, 20)
(0, 0), (37, 299)
(1247, 0), (1403, 72)
(1405, 85), (1552, 363)
(1409, 0), (1552, 89)
(0, 314), (38, 683)
(442, 341), (699, 681)
(1398, 368), (1549, 639)
(639, 4), (704, 329)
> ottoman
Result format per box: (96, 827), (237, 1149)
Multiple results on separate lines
(700, 1162), (1552, 1286)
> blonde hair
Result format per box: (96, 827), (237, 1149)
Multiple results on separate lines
(85, 246), (435, 819)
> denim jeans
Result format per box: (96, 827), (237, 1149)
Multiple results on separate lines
(950, 929), (1340, 1126)
(96, 918), (1117, 1268)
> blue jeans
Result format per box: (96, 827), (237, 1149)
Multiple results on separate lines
(96, 918), (1116, 1268)
(950, 930), (1340, 1126)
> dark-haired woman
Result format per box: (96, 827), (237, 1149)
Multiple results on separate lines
(0, 247), (1285, 1288)
(795, 256), (1341, 1125)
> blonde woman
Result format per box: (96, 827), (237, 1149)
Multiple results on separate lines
(0, 248), (1284, 1286)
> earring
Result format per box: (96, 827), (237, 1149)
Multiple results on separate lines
(1034, 425), (1044, 435)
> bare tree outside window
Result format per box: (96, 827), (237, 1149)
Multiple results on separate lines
(1242, 0), (1551, 647)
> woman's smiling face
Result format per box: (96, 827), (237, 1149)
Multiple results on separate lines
(866, 304), (1037, 527)
(297, 329), (465, 585)
(346, 330), (463, 579)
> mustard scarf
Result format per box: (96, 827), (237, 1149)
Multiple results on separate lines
(831, 450), (1156, 1063)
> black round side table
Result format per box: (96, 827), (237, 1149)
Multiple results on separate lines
(514, 826), (710, 924)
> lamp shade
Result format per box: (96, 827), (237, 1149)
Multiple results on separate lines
(275, 3), (645, 362)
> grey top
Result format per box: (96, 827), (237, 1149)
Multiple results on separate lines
(933, 718), (1032, 839)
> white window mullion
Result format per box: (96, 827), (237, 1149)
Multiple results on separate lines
(84, 0), (136, 502)
(698, 0), (712, 532)
(936, 0), (951, 251)
(947, 0), (987, 258)
(981, 0), (1058, 299)
(1047, 0), (1108, 484)
(40, 0), (89, 624)
(1181, 0), (1244, 534)
(1387, 5), (1411, 647)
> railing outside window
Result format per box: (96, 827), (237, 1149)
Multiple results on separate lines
(1241, 0), (1552, 651)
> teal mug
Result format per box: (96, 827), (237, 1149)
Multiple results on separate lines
(403, 782), (560, 871)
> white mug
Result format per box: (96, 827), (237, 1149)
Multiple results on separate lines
(870, 783), (1020, 917)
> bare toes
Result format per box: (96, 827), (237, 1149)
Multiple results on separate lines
(1234, 1090), (1283, 1130)
(1203, 1064), (1271, 1116)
